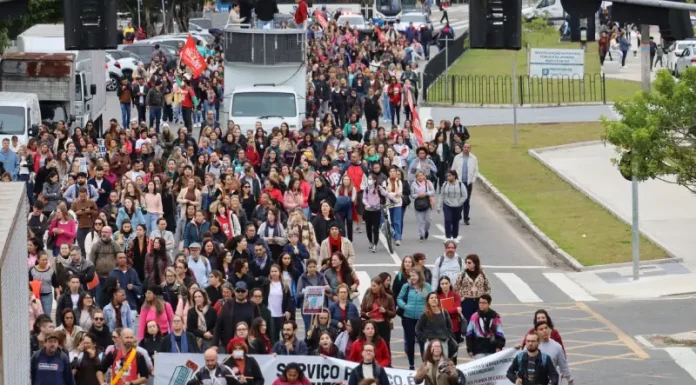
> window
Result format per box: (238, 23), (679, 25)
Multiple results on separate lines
(231, 92), (297, 118)
(0, 106), (26, 135)
(75, 74), (84, 102)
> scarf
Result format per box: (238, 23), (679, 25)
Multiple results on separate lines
(465, 269), (479, 281)
(235, 359), (246, 375)
(319, 344), (336, 356)
(169, 331), (189, 353)
(196, 306), (208, 333)
(254, 255), (268, 270)
(477, 309), (498, 336)
(263, 220), (281, 238)
(329, 235), (342, 254)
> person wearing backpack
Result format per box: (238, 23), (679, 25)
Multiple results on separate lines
(187, 243), (211, 288)
(507, 331), (559, 385)
(431, 240), (463, 288)
(437, 170), (468, 241)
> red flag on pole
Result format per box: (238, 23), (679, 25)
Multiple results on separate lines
(180, 35), (206, 78)
(314, 10), (328, 29)
(375, 27), (387, 44)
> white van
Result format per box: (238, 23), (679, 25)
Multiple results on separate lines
(0, 92), (41, 145)
(522, 0), (612, 21)
(227, 86), (302, 134)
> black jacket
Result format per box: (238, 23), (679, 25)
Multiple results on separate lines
(160, 332), (202, 353)
(348, 362), (390, 385)
(506, 351), (559, 385)
(213, 300), (261, 348)
(139, 335), (164, 360)
(186, 306), (218, 338)
(55, 290), (83, 326)
(223, 356), (264, 385)
(89, 325), (113, 350)
(187, 364), (236, 385)
(255, 0), (279, 21)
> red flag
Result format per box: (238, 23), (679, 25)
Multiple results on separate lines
(406, 87), (424, 145)
(314, 10), (328, 29)
(375, 27), (387, 44)
(180, 35), (206, 79)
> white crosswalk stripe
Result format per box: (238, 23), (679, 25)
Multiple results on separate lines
(494, 272), (544, 303)
(356, 270), (372, 304)
(543, 272), (598, 302)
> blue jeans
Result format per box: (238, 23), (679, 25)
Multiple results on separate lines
(382, 94), (391, 122)
(443, 204), (462, 239)
(389, 206), (403, 240)
(402, 317), (423, 367)
(203, 101), (217, 121)
(149, 107), (162, 132)
(120, 103), (131, 128)
(94, 276), (107, 308)
(39, 293), (53, 316)
(18, 174), (33, 204)
(257, 19), (273, 29)
(146, 212), (160, 235)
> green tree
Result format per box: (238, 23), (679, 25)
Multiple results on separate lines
(0, 0), (62, 52)
(602, 69), (696, 193)
(522, 13), (556, 48)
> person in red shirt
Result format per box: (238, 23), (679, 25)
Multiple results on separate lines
(294, 0), (308, 26)
(387, 76), (402, 127)
(180, 79), (195, 131)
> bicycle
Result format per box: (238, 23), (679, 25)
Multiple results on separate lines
(380, 203), (396, 254)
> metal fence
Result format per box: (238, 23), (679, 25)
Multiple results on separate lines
(421, 30), (469, 101)
(425, 73), (607, 105)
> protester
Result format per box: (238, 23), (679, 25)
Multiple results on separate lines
(506, 332), (559, 385)
(453, 254), (490, 323)
(465, 294), (506, 358)
(347, 343), (391, 385)
(30, 331), (75, 385)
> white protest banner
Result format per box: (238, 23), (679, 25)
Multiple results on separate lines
(154, 349), (518, 385)
(302, 286), (326, 315)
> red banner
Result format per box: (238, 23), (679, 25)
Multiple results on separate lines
(314, 10), (328, 29)
(406, 87), (424, 146)
(375, 27), (387, 44)
(180, 35), (206, 78)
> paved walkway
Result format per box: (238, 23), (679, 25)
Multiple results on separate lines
(532, 142), (696, 298)
(602, 27), (662, 83)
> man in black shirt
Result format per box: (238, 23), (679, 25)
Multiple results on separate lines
(506, 332), (559, 385)
(213, 281), (260, 348)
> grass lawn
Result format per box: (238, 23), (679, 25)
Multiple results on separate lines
(470, 122), (668, 266)
(427, 30), (642, 105)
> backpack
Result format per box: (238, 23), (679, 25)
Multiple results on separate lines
(438, 255), (463, 270)
(516, 351), (549, 379)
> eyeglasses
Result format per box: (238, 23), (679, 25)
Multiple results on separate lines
(235, 289), (247, 293)
(236, 327), (248, 331)
(94, 317), (104, 321)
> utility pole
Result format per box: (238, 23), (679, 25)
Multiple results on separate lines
(512, 53), (518, 146)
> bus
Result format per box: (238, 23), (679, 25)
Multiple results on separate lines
(373, 0), (417, 22)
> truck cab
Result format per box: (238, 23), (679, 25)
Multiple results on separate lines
(228, 86), (302, 134)
(0, 92), (41, 144)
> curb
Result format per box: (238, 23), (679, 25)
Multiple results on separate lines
(528, 143), (680, 260)
(424, 102), (614, 108)
(580, 257), (684, 271)
(477, 174), (585, 271)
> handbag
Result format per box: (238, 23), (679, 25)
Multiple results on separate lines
(396, 284), (410, 317)
(413, 181), (431, 212)
(46, 233), (57, 250)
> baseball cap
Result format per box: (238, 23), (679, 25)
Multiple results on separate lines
(234, 281), (248, 292)
(189, 242), (201, 249)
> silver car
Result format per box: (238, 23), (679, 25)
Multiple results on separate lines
(674, 46), (696, 77)
(396, 12), (433, 33)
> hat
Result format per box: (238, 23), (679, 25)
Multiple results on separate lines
(234, 281), (248, 291)
(189, 242), (201, 249)
(227, 337), (248, 354)
(45, 331), (60, 341)
(148, 285), (163, 297)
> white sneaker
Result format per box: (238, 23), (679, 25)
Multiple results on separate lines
(395, 240), (401, 246)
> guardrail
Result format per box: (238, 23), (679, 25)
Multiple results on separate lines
(421, 30), (469, 102)
(425, 73), (607, 105)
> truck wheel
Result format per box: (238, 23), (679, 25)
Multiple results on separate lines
(107, 74), (119, 91)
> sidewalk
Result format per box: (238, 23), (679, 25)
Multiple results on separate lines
(602, 26), (662, 83)
(532, 141), (696, 298)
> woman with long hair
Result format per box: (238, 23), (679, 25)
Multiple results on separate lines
(287, 208), (318, 260)
(385, 166), (404, 246)
(162, 266), (183, 311)
(520, 309), (565, 353)
(266, 264), (296, 345)
(328, 283), (359, 332)
(414, 340), (458, 385)
(55, 308), (83, 352)
(360, 276), (396, 354)
(47, 206), (77, 257)
(187, 288), (217, 351)
(72, 332), (103, 385)
(305, 308), (339, 353)
(75, 292), (99, 330)
(144, 237), (169, 287)
(143, 181), (163, 234)
(137, 285), (175, 339)
(346, 320), (391, 367)
(436, 276), (463, 343)
(324, 252), (359, 302)
(139, 320), (164, 361)
(453, 254), (491, 323)
(176, 282), (200, 329)
(416, 292), (456, 359)
(397, 267), (432, 370)
(116, 197), (146, 230)
(311, 200), (335, 245)
(127, 224), (149, 283)
(412, 253), (433, 286)
(249, 317), (272, 354)
(392, 255), (415, 306)
(228, 259), (254, 291)
(362, 172), (386, 252)
(258, 208), (287, 259)
(29, 251), (61, 314)
(336, 174), (356, 241)
(227, 236), (250, 265)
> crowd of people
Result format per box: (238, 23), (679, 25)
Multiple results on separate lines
(19, 6), (573, 385)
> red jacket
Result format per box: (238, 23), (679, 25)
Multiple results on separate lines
(245, 145), (261, 167)
(438, 291), (462, 332)
(347, 338), (390, 368)
(262, 187), (284, 205)
(294, 0), (308, 25)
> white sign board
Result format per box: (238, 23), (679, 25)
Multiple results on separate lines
(529, 48), (585, 77)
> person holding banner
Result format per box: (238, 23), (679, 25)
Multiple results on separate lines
(465, 294), (506, 359)
(347, 320), (390, 368)
(347, 343), (391, 385)
(272, 320), (308, 355)
(97, 328), (150, 385)
(506, 332), (559, 385)
(188, 348), (237, 385)
(222, 338), (265, 385)
(305, 309), (338, 353)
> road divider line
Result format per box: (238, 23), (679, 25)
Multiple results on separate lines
(494, 272), (544, 303)
(664, 348), (696, 382)
(575, 302), (650, 359)
(356, 271), (371, 304)
(379, 232), (403, 265)
(543, 273), (598, 302)
(354, 263), (551, 268)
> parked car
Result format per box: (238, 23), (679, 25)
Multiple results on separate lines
(665, 39), (696, 75)
(674, 46), (696, 77)
(106, 51), (141, 80)
(117, 42), (177, 71)
(105, 54), (124, 91)
(396, 12), (433, 34)
(336, 13), (368, 29)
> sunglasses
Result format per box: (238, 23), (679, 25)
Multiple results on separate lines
(94, 317), (104, 321)
(235, 289), (247, 293)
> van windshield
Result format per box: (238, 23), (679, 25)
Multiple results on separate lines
(231, 92), (297, 117)
(0, 106), (26, 135)
(75, 74), (84, 102)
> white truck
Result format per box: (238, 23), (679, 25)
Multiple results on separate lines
(224, 29), (306, 133)
(0, 92), (41, 144)
(2, 24), (107, 133)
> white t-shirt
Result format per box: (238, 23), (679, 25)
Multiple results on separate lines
(268, 281), (284, 317)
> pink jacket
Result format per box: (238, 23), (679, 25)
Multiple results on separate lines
(272, 377), (312, 385)
(175, 298), (191, 329)
(29, 294), (44, 331)
(48, 219), (77, 248)
(137, 301), (174, 339)
(283, 190), (304, 212)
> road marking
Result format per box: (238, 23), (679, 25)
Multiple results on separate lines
(634, 335), (656, 349)
(354, 263), (551, 269)
(494, 272), (543, 303)
(575, 302), (650, 359)
(434, 224), (461, 243)
(356, 270), (371, 304)
(379, 232), (403, 265)
(664, 348), (696, 382)
(543, 273), (598, 302)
